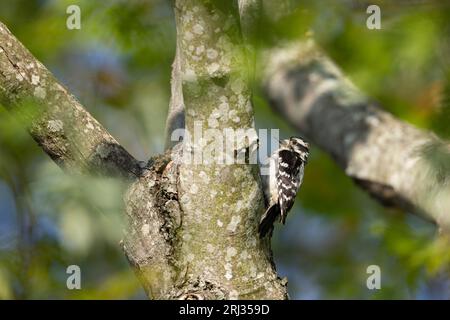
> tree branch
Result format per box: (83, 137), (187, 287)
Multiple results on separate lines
(263, 40), (450, 231)
(0, 21), (142, 178)
(164, 42), (185, 150)
(238, 0), (261, 44)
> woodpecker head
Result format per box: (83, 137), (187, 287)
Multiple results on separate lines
(280, 136), (309, 163)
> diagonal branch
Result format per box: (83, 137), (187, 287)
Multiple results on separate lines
(0, 21), (142, 178)
(263, 40), (450, 231)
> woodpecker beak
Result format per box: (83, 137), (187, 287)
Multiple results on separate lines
(278, 139), (285, 148)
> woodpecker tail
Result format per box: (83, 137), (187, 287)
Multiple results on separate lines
(258, 203), (280, 238)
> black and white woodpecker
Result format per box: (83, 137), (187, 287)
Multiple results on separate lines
(259, 137), (310, 237)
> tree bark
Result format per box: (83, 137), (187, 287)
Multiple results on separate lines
(263, 40), (450, 231)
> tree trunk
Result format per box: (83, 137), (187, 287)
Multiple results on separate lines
(123, 0), (287, 299)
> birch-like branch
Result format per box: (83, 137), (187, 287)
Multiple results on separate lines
(264, 40), (450, 231)
(0, 21), (142, 178)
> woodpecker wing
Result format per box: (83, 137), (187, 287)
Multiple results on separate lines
(277, 149), (303, 224)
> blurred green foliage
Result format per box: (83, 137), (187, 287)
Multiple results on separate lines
(0, 0), (449, 299)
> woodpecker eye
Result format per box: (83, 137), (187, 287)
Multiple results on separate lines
(289, 137), (309, 155)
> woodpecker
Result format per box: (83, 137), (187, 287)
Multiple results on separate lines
(259, 137), (309, 237)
